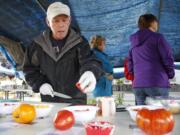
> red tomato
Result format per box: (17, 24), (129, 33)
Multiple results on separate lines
(136, 108), (175, 135)
(54, 110), (75, 130)
(124, 57), (134, 81)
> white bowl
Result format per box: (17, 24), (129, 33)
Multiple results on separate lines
(146, 97), (180, 114)
(63, 105), (99, 123)
(33, 104), (54, 118)
(162, 100), (180, 114)
(126, 105), (164, 121)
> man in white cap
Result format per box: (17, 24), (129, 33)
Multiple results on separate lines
(23, 2), (102, 104)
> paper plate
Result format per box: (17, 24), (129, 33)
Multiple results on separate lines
(0, 102), (19, 115)
(126, 105), (164, 121)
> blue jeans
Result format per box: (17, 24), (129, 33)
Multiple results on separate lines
(133, 88), (169, 105)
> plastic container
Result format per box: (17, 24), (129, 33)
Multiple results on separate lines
(96, 97), (116, 117)
(84, 121), (115, 135)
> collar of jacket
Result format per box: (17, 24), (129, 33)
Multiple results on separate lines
(34, 28), (83, 62)
(93, 48), (108, 57)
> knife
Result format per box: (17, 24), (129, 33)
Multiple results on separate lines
(129, 123), (138, 129)
(53, 91), (72, 99)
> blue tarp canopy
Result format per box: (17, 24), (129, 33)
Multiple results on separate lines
(0, 0), (179, 68)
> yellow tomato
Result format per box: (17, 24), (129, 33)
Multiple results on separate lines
(12, 104), (36, 124)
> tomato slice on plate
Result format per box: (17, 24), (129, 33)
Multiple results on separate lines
(76, 83), (84, 93)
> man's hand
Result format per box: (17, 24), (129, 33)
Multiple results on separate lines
(77, 71), (96, 93)
(39, 83), (54, 97)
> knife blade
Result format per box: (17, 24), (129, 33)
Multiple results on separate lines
(129, 123), (138, 129)
(53, 91), (72, 99)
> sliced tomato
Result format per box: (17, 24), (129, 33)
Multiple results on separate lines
(76, 83), (84, 93)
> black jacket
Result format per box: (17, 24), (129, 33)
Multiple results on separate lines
(23, 29), (102, 104)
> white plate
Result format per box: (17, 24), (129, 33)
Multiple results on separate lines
(126, 105), (164, 121)
(63, 105), (99, 123)
(0, 102), (19, 115)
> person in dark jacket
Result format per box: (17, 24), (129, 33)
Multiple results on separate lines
(23, 2), (102, 104)
(90, 35), (113, 97)
(128, 13), (175, 105)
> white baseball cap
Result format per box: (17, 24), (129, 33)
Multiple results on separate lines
(47, 2), (70, 21)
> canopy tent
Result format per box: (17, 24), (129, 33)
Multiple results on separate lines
(0, 0), (179, 69)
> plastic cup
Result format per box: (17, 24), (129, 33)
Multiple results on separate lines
(84, 121), (115, 135)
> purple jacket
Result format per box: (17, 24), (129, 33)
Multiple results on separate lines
(128, 29), (175, 88)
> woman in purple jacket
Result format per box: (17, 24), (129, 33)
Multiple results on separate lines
(128, 13), (175, 105)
